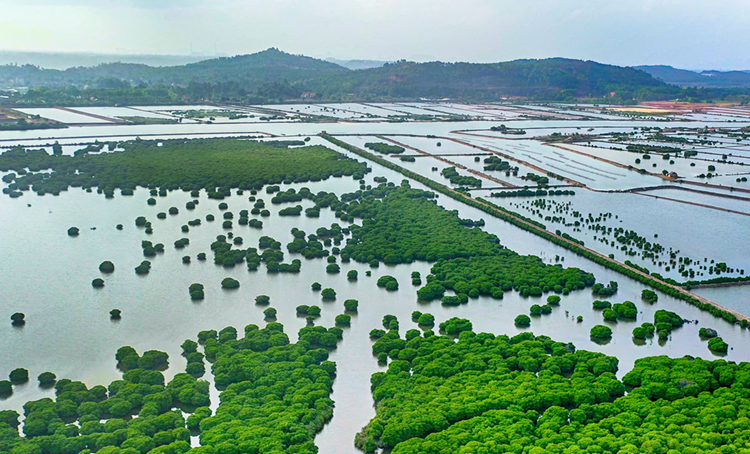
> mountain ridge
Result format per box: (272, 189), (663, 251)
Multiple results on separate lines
(2, 48), (736, 104)
(635, 65), (750, 88)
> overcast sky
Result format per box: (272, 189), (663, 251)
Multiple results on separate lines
(1, 0), (749, 70)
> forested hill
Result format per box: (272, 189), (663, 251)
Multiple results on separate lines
(0, 48), (349, 88)
(0, 49), (681, 104)
(636, 65), (750, 88)
(309, 58), (666, 99)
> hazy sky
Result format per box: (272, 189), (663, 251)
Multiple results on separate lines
(1, 0), (749, 70)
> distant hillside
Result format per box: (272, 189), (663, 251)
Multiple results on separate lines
(0, 51), (206, 70)
(0, 49), (680, 104)
(0, 48), (349, 88)
(636, 65), (750, 88)
(310, 58), (666, 99)
(325, 58), (389, 70)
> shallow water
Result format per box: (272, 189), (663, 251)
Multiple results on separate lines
(2, 109), (750, 452)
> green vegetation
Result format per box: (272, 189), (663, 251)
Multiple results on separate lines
(358, 328), (623, 452)
(521, 172), (550, 186)
(37, 372), (56, 387)
(365, 142), (405, 154)
(134, 260), (152, 275)
(632, 322), (656, 340)
(324, 135), (742, 324)
(67, 226), (79, 236)
(295, 305), (321, 317)
(377, 275), (399, 291)
(360, 325), (750, 454)
(626, 144), (682, 154)
(9, 368), (28, 384)
(98, 260), (115, 273)
(344, 299), (359, 312)
(422, 255), (593, 301)
(483, 155), (516, 172)
(654, 309), (684, 340)
(189, 283), (205, 301)
(417, 313), (435, 327)
(120, 116), (179, 125)
(590, 325), (613, 340)
(592, 280), (618, 297)
(0, 50), (726, 106)
(708, 337), (729, 354)
(641, 288), (658, 303)
(602, 308), (618, 321)
(210, 234), (298, 272)
(699, 327), (719, 339)
(327, 139), (595, 300)
(339, 184), (555, 277)
(335, 314), (352, 326)
(441, 166), (482, 187)
(514, 314), (531, 327)
(321, 288), (336, 300)
(263, 307), (277, 319)
(593, 300), (611, 310)
(438, 317), (473, 336)
(91, 277), (105, 288)
(193, 322), (342, 452)
(221, 277), (240, 289)
(255, 295), (270, 305)
(530, 304), (552, 316)
(611, 300), (638, 320)
(0, 138), (368, 197)
(0, 344), (209, 454)
(0, 116), (66, 131)
(109, 309), (122, 319)
(279, 205), (303, 216)
(10, 312), (25, 326)
(491, 188), (575, 198)
(490, 124), (526, 135)
(347, 269), (358, 281)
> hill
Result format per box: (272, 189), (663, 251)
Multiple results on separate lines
(0, 51), (206, 70)
(0, 49), (683, 104)
(0, 48), (349, 88)
(325, 58), (389, 70)
(310, 58), (665, 99)
(636, 65), (750, 88)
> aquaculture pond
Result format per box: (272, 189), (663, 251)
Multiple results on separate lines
(486, 189), (750, 282)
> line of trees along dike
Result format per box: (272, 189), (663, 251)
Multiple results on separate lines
(321, 134), (746, 326)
